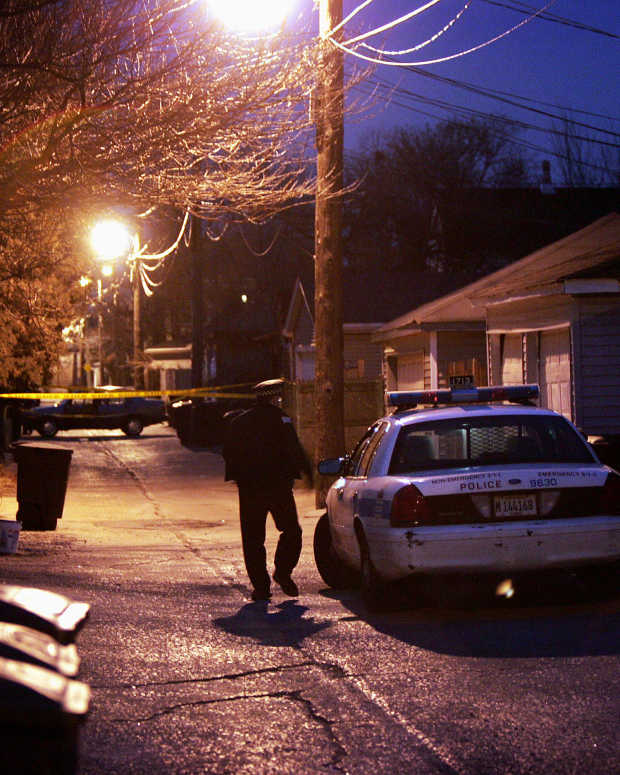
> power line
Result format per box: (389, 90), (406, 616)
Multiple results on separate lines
(400, 67), (620, 139)
(330, 1), (558, 67)
(480, 0), (619, 39)
(407, 67), (620, 124)
(350, 80), (617, 177)
(352, 73), (620, 150)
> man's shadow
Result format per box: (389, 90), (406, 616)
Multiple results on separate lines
(213, 599), (331, 648)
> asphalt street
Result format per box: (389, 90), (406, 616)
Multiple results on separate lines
(0, 424), (618, 775)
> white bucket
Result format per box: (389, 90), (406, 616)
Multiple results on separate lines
(0, 519), (21, 554)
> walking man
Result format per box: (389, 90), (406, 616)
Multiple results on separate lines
(223, 379), (311, 601)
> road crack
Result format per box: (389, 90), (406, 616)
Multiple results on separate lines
(91, 660), (317, 690)
(110, 686), (349, 773)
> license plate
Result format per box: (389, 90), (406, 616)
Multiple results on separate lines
(494, 494), (537, 517)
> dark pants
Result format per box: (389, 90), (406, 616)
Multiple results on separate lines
(237, 482), (302, 593)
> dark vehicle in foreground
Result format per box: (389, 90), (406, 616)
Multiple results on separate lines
(314, 384), (620, 610)
(20, 395), (166, 438)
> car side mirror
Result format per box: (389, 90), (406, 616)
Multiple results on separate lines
(317, 457), (346, 476)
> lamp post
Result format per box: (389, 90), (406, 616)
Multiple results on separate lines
(90, 220), (141, 387)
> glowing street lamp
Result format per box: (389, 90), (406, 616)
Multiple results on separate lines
(90, 219), (131, 262)
(208, 0), (293, 32)
(90, 219), (144, 387)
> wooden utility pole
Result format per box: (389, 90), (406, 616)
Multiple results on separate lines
(132, 263), (144, 388)
(314, 0), (344, 507)
(190, 217), (206, 388)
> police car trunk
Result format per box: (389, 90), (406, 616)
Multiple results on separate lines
(367, 385), (620, 579)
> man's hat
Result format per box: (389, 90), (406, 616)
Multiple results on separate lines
(253, 378), (285, 397)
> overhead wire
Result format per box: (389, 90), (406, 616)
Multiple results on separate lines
(334, 2), (618, 163)
(360, 1), (473, 57)
(479, 0), (619, 39)
(350, 79), (616, 177)
(334, 1), (445, 47)
(360, 70), (620, 144)
(406, 67), (620, 125)
(239, 224), (283, 256)
(328, 1), (558, 68)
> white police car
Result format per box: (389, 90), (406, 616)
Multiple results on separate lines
(313, 385), (620, 609)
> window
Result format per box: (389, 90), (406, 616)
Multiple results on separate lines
(347, 423), (384, 477)
(389, 414), (592, 473)
(357, 422), (388, 476)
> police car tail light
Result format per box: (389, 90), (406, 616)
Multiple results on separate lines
(390, 484), (434, 527)
(601, 471), (620, 515)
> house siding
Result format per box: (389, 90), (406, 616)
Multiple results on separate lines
(575, 297), (620, 435)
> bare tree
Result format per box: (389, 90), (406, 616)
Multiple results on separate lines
(552, 114), (620, 187)
(0, 0), (319, 221)
(345, 116), (530, 276)
(0, 0), (321, 385)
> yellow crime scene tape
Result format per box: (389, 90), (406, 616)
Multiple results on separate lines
(0, 383), (255, 401)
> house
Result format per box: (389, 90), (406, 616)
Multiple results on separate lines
(281, 269), (460, 451)
(282, 278), (384, 383)
(470, 212), (620, 435)
(372, 288), (488, 392)
(377, 213), (620, 436)
(143, 344), (192, 391)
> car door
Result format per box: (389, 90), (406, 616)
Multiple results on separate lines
(98, 398), (125, 429)
(64, 399), (95, 430)
(330, 423), (386, 565)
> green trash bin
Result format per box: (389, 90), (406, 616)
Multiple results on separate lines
(14, 444), (73, 532)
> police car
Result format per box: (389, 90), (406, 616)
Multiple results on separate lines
(313, 384), (620, 609)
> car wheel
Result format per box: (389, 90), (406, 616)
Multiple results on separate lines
(313, 513), (357, 588)
(38, 419), (58, 438)
(359, 536), (388, 612)
(123, 417), (144, 436)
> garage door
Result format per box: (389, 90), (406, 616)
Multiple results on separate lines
(539, 328), (572, 421)
(398, 351), (424, 389)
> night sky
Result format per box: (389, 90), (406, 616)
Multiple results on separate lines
(293, 1), (619, 178)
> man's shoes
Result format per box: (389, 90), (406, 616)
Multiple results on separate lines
(251, 588), (271, 601)
(273, 571), (299, 597)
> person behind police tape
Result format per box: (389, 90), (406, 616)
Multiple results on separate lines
(223, 379), (311, 601)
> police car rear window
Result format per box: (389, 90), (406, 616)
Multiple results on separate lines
(389, 414), (593, 473)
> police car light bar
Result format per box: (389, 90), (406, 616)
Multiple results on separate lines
(387, 384), (539, 409)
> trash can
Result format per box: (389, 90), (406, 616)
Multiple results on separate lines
(13, 444), (73, 531)
(171, 400), (194, 446)
(0, 622), (80, 676)
(0, 585), (90, 645)
(0, 658), (90, 775)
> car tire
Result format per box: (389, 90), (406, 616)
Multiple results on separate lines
(38, 419), (58, 438)
(359, 536), (388, 612)
(123, 417), (144, 436)
(313, 513), (357, 589)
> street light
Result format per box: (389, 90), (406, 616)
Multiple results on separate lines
(90, 219), (131, 263)
(90, 219), (144, 388)
(208, 0), (292, 31)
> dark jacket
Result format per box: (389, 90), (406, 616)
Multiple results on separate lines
(223, 404), (310, 487)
